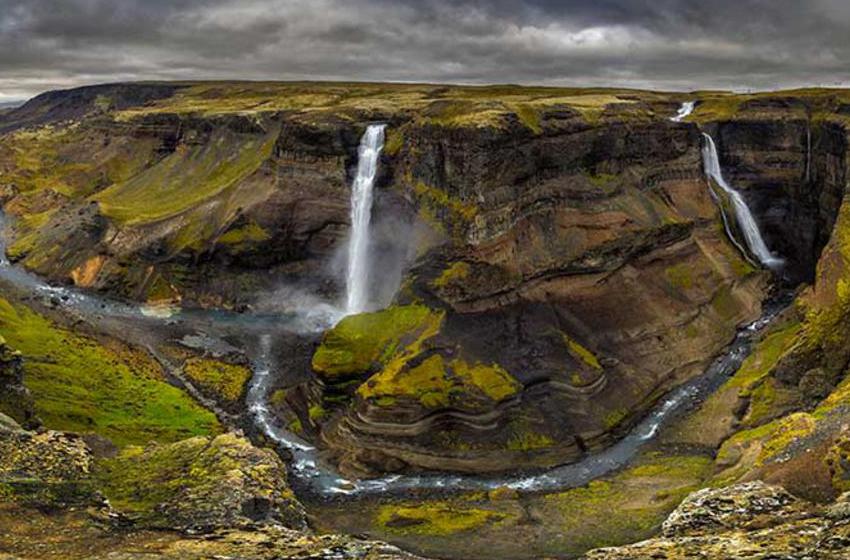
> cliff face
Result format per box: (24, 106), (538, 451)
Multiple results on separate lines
(1, 83), (848, 478)
(316, 116), (768, 475)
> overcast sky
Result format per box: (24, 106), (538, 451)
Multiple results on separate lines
(2, 0), (849, 102)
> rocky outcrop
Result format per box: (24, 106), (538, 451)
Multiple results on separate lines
(0, 337), (36, 429)
(96, 432), (307, 532)
(584, 482), (850, 559)
(0, 417), (427, 559)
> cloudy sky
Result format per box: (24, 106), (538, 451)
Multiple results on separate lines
(2, 0), (849, 102)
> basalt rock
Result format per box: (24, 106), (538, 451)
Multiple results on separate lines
(0, 336), (37, 429)
(311, 116), (770, 476)
(583, 482), (850, 559)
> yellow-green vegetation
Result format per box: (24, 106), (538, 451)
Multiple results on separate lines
(586, 172), (617, 188)
(359, 354), (521, 409)
(604, 407), (630, 430)
(432, 261), (471, 290)
(562, 334), (602, 370)
(95, 126), (278, 226)
(308, 403), (326, 421)
(541, 453), (713, 552)
(95, 433), (300, 528)
(0, 297), (219, 447)
(726, 322), (801, 392)
(114, 82), (659, 128)
(507, 430), (555, 451)
(182, 358), (252, 404)
(217, 221), (270, 246)
(375, 501), (508, 536)
(320, 303), (521, 409)
(508, 103), (542, 133)
(382, 127), (405, 155)
(716, 412), (815, 470)
(710, 285), (740, 321)
(665, 263), (694, 289)
(312, 304), (438, 378)
(412, 181), (478, 230)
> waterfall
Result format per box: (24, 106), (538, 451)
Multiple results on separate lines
(670, 101), (695, 122)
(345, 124), (386, 315)
(701, 133), (783, 269)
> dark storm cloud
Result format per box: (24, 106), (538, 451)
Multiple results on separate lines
(1, 0), (849, 101)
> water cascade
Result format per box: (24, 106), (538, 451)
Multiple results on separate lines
(344, 124), (386, 315)
(670, 100), (695, 122)
(701, 133), (783, 269)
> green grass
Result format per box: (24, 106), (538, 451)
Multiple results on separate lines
(376, 501), (508, 536)
(0, 297), (220, 447)
(312, 305), (439, 379)
(94, 126), (278, 226)
(183, 358), (252, 404)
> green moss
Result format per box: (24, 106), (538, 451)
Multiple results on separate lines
(383, 128), (405, 155)
(359, 351), (520, 410)
(450, 359), (521, 402)
(308, 403), (326, 421)
(507, 431), (555, 451)
(432, 261), (471, 290)
(586, 173), (617, 188)
(710, 285), (739, 321)
(413, 181), (478, 226)
(312, 305), (438, 379)
(94, 433), (297, 528)
(665, 263), (694, 289)
(183, 358), (252, 404)
(375, 501), (507, 536)
(726, 322), (801, 392)
(716, 412), (816, 468)
(604, 407), (629, 429)
(509, 103), (542, 133)
(217, 222), (270, 246)
(95, 126), (278, 226)
(542, 453), (712, 552)
(0, 297), (220, 447)
(562, 334), (602, 370)
(269, 389), (288, 407)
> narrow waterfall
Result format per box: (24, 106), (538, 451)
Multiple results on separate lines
(345, 124), (386, 315)
(670, 101), (695, 122)
(701, 133), (783, 269)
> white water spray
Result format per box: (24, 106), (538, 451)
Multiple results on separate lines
(670, 100), (695, 122)
(702, 133), (783, 269)
(345, 124), (386, 315)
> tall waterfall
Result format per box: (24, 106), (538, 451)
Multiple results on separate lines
(701, 133), (783, 269)
(345, 124), (386, 315)
(670, 101), (695, 122)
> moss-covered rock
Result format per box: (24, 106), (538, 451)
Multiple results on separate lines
(183, 358), (252, 406)
(96, 432), (306, 532)
(0, 296), (220, 447)
(312, 305), (439, 380)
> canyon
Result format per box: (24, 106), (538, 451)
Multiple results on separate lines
(1, 82), (850, 559)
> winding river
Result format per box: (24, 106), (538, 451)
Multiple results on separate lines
(0, 210), (786, 498)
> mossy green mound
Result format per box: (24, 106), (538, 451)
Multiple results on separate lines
(95, 126), (278, 227)
(312, 305), (439, 379)
(358, 354), (521, 410)
(183, 358), (252, 405)
(96, 432), (305, 530)
(0, 297), (219, 447)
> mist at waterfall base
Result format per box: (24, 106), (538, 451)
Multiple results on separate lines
(253, 124), (416, 330)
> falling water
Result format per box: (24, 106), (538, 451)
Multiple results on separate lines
(670, 100), (695, 122)
(702, 133), (783, 269)
(345, 124), (386, 315)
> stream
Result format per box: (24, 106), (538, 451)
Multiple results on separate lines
(0, 210), (787, 499)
